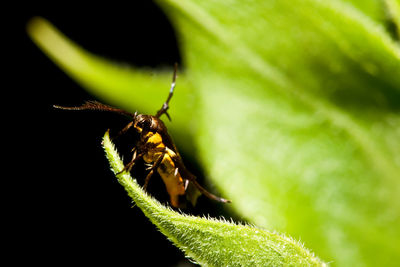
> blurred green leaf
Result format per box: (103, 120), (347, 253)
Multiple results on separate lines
(158, 0), (400, 266)
(383, 0), (400, 38)
(103, 131), (326, 266)
(29, 0), (400, 265)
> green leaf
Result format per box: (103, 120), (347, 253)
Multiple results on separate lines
(384, 0), (400, 38)
(29, 0), (400, 265)
(102, 130), (326, 267)
(156, 0), (400, 266)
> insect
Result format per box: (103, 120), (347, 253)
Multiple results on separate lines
(54, 63), (230, 208)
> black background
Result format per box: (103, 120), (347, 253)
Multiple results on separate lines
(9, 2), (234, 266)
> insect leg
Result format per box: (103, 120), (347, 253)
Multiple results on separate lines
(155, 63), (178, 120)
(117, 134), (159, 176)
(112, 115), (137, 141)
(117, 149), (142, 175)
(143, 149), (167, 190)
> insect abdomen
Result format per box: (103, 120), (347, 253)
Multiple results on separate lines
(157, 154), (185, 207)
(142, 132), (185, 207)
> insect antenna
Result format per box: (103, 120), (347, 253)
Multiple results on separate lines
(155, 62), (178, 120)
(54, 101), (137, 140)
(54, 100), (136, 118)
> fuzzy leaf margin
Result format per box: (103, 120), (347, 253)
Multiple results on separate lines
(102, 130), (326, 267)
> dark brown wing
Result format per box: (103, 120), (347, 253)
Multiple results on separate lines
(150, 116), (231, 204)
(168, 148), (231, 204)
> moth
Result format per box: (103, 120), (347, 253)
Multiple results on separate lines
(54, 64), (230, 208)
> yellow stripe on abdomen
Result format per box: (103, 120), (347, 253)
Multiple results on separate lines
(157, 154), (185, 207)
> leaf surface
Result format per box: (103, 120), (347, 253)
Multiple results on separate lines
(158, 0), (400, 266)
(103, 131), (326, 267)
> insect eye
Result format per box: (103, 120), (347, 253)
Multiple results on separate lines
(139, 118), (151, 129)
